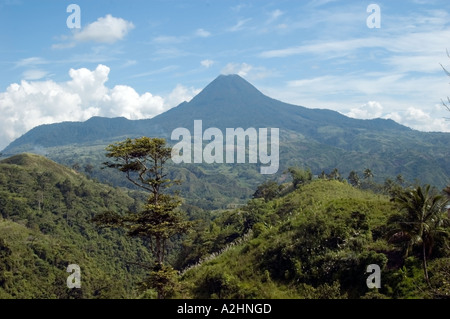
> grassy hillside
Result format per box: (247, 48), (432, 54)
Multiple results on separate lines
(0, 153), (153, 298)
(178, 180), (450, 299)
(0, 153), (448, 299)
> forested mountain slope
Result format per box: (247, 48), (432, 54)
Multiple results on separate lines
(0, 153), (152, 298)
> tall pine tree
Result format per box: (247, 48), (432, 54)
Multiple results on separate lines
(93, 137), (191, 298)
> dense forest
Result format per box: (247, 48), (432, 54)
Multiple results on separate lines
(0, 146), (449, 299)
(0, 153), (153, 298)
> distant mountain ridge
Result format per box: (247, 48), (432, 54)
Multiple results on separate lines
(152, 74), (409, 135)
(2, 74), (449, 192)
(3, 74), (409, 153)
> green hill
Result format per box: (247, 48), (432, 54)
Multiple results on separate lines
(0, 154), (448, 299)
(178, 179), (450, 299)
(0, 153), (153, 298)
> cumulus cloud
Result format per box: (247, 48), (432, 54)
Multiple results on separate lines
(0, 64), (199, 150)
(383, 106), (450, 132)
(165, 84), (201, 107)
(346, 101), (384, 119)
(74, 14), (134, 43)
(344, 100), (450, 132)
(53, 15), (134, 48)
(398, 107), (449, 131)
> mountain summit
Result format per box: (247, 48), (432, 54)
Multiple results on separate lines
(190, 74), (267, 106)
(2, 74), (449, 188)
(2, 73), (410, 154)
(151, 74), (287, 130)
(152, 74), (408, 133)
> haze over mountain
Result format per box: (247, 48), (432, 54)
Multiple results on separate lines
(2, 74), (450, 193)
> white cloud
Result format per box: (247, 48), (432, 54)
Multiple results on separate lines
(286, 73), (447, 101)
(260, 38), (383, 58)
(222, 63), (253, 77)
(383, 107), (450, 132)
(222, 63), (276, 80)
(267, 9), (284, 24)
(307, 0), (339, 7)
(346, 101), (383, 119)
(22, 69), (48, 81)
(74, 14), (134, 44)
(152, 28), (210, 46)
(195, 28), (211, 37)
(51, 42), (76, 50)
(153, 35), (186, 44)
(122, 60), (137, 67)
(201, 59), (214, 68)
(108, 85), (164, 119)
(231, 4), (249, 12)
(383, 112), (402, 123)
(265, 71), (450, 133)
(0, 64), (199, 150)
(15, 57), (47, 68)
(165, 84), (201, 108)
(228, 18), (252, 32)
(259, 28), (450, 73)
(385, 55), (444, 73)
(130, 65), (179, 79)
(53, 15), (134, 48)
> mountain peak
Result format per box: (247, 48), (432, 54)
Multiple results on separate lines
(189, 74), (266, 106)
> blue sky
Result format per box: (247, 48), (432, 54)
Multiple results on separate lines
(1, 0), (450, 150)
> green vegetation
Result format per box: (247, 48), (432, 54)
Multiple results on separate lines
(0, 151), (449, 299)
(93, 137), (191, 298)
(389, 185), (449, 286)
(2, 75), (450, 208)
(178, 179), (450, 299)
(0, 153), (152, 298)
(1, 75), (449, 299)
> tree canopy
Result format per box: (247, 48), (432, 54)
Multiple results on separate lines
(94, 137), (191, 298)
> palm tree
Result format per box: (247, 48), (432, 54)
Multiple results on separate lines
(348, 171), (361, 187)
(444, 185), (450, 198)
(363, 168), (373, 181)
(396, 174), (405, 186)
(390, 185), (450, 286)
(329, 168), (341, 181)
(319, 170), (327, 180)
